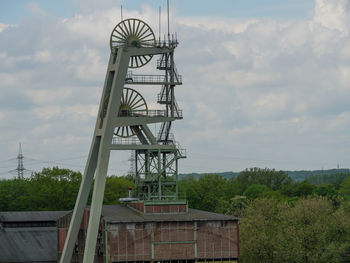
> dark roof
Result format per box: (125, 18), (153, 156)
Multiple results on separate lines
(0, 227), (57, 263)
(0, 211), (69, 223)
(98, 205), (238, 223)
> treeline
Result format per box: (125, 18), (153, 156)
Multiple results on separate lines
(2, 167), (350, 262)
(180, 168), (350, 182)
(180, 167), (350, 214)
(0, 167), (132, 211)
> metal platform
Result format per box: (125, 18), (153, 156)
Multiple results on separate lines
(125, 72), (182, 85)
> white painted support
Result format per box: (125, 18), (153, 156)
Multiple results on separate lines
(141, 125), (158, 145)
(60, 53), (119, 263)
(82, 49), (130, 263)
(59, 138), (100, 263)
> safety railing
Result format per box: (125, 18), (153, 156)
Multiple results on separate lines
(125, 72), (182, 84)
(156, 132), (186, 158)
(119, 109), (182, 118)
(112, 137), (141, 145)
(177, 146), (187, 158)
(112, 39), (179, 49)
(137, 192), (186, 202)
(157, 132), (175, 143)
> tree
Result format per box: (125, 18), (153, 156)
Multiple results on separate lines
(103, 176), (133, 204)
(313, 183), (336, 198)
(222, 195), (249, 217)
(178, 174), (229, 213)
(240, 199), (287, 263)
(293, 181), (316, 197)
(236, 167), (291, 193)
(0, 167), (134, 211)
(243, 184), (270, 199)
(240, 198), (350, 263)
(28, 167), (82, 210)
(339, 176), (350, 197)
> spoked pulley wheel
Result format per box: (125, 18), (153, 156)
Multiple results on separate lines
(115, 87), (148, 138)
(110, 18), (156, 68)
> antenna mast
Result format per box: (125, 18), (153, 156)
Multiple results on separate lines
(167, 0), (170, 40)
(159, 6), (161, 42)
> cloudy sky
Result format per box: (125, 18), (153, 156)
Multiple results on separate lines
(1, 0), (350, 178)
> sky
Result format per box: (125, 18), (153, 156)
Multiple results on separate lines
(1, 0), (350, 178)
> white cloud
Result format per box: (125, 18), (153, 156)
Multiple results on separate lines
(179, 17), (259, 34)
(314, 0), (350, 34)
(33, 50), (52, 63)
(0, 23), (9, 32)
(2, 0), (350, 176)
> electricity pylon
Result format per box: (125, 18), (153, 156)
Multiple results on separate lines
(8, 143), (29, 179)
(60, 18), (185, 263)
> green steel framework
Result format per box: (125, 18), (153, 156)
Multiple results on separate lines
(59, 18), (186, 263)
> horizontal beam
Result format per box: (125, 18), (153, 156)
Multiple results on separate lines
(125, 80), (182, 85)
(114, 116), (178, 127)
(123, 46), (172, 56)
(109, 144), (177, 151)
(153, 241), (196, 245)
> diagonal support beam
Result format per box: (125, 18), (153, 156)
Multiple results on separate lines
(141, 125), (158, 145)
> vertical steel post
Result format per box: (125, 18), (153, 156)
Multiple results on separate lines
(158, 149), (162, 199)
(194, 222), (198, 258)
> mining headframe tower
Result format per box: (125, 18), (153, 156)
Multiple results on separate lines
(59, 15), (239, 263)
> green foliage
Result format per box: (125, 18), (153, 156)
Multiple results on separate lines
(281, 181), (316, 197)
(29, 167), (82, 210)
(222, 195), (250, 217)
(240, 198), (350, 263)
(0, 178), (30, 211)
(0, 167), (133, 211)
(292, 181), (316, 197)
(339, 176), (350, 197)
(306, 173), (350, 187)
(243, 184), (270, 199)
(240, 199), (288, 263)
(179, 174), (229, 213)
(313, 183), (336, 197)
(236, 167), (292, 192)
(104, 176), (134, 204)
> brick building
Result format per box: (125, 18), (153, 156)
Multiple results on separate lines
(58, 203), (239, 263)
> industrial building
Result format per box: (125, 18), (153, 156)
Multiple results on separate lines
(0, 211), (69, 263)
(0, 205), (239, 263)
(58, 203), (239, 263)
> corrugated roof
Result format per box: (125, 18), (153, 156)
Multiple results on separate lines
(96, 205), (238, 223)
(0, 211), (69, 223)
(0, 227), (57, 263)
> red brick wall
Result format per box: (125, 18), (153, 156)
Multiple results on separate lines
(128, 202), (144, 212)
(57, 209), (239, 262)
(109, 222), (152, 262)
(108, 220), (239, 262)
(59, 228), (67, 252)
(197, 221), (239, 259)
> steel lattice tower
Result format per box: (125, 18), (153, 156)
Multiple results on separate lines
(60, 18), (186, 263)
(16, 143), (24, 178)
(8, 143), (27, 179)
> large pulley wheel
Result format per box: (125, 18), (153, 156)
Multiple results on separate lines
(110, 18), (156, 68)
(115, 88), (148, 138)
